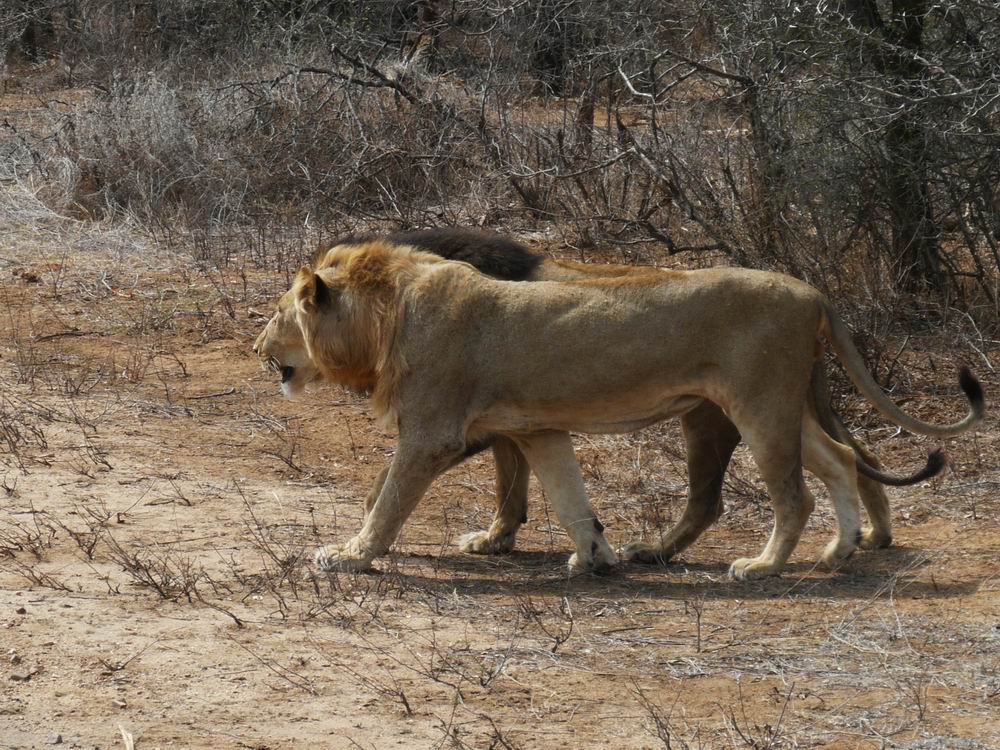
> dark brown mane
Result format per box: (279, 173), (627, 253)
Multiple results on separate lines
(313, 228), (542, 281)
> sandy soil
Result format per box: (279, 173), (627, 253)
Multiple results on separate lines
(1, 195), (999, 750)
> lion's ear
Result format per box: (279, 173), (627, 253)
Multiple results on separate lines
(295, 266), (333, 311)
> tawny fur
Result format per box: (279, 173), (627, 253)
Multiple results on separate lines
(255, 240), (983, 579)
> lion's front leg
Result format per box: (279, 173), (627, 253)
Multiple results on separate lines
(316, 439), (459, 572)
(514, 432), (617, 573)
(361, 466), (391, 523)
(314, 536), (377, 573)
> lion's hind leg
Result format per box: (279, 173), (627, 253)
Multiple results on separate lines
(802, 411), (862, 568)
(857, 464), (893, 550)
(728, 470), (814, 580)
(623, 400), (740, 565)
(841, 434), (893, 550)
(810, 365), (892, 550)
(728, 417), (813, 580)
(514, 432), (617, 572)
(459, 437), (530, 555)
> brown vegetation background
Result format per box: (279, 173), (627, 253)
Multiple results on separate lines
(1, 2), (999, 748)
(3, 0), (1000, 312)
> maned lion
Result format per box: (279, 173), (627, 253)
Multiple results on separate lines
(254, 235), (983, 578)
(297, 230), (940, 565)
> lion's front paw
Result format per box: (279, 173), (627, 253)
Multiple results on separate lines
(458, 530), (515, 555)
(314, 540), (375, 573)
(728, 556), (783, 580)
(568, 538), (618, 573)
(621, 541), (673, 566)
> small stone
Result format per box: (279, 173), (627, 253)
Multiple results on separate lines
(9, 653), (20, 665)
(47, 733), (62, 745)
(15, 607), (26, 615)
(112, 698), (127, 709)
(9, 672), (30, 682)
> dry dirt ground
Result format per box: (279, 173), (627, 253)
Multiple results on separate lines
(1, 192), (1000, 750)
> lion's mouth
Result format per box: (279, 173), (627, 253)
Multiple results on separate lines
(262, 356), (293, 382)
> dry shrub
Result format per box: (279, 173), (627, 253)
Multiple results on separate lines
(70, 73), (230, 224)
(62, 67), (498, 232)
(0, 392), (50, 470)
(4, 0), (997, 328)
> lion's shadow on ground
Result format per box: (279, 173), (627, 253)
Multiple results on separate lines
(372, 544), (979, 602)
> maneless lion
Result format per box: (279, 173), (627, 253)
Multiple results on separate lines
(254, 234), (983, 578)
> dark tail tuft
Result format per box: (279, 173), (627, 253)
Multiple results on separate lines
(959, 367), (986, 421)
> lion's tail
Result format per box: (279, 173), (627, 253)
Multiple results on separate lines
(821, 301), (985, 438)
(809, 363), (947, 486)
(854, 448), (947, 486)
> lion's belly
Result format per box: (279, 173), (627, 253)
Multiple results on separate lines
(472, 394), (705, 435)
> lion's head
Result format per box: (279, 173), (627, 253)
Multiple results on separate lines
(254, 241), (441, 421)
(252, 286), (322, 398)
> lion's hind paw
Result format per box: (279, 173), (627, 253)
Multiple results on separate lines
(621, 541), (674, 565)
(458, 530), (516, 555)
(728, 556), (783, 580)
(859, 528), (892, 550)
(820, 537), (858, 570)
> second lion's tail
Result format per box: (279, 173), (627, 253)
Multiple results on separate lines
(809, 363), (947, 487)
